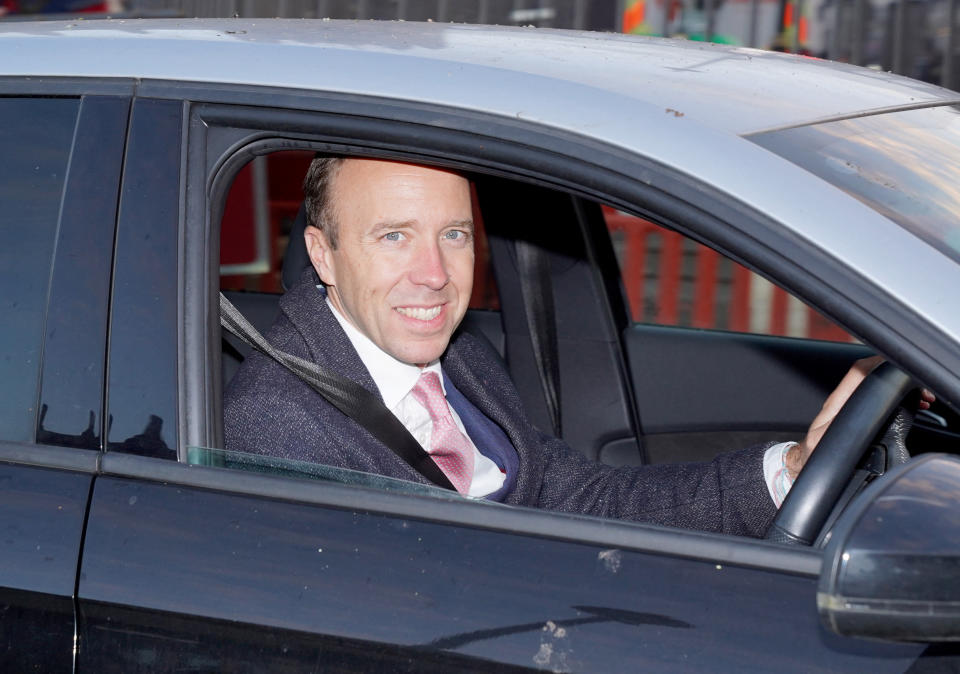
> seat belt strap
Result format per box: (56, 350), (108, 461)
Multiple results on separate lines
(516, 240), (562, 437)
(219, 293), (456, 491)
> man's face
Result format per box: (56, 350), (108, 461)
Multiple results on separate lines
(305, 159), (475, 366)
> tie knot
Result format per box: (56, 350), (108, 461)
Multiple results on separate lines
(411, 370), (448, 423)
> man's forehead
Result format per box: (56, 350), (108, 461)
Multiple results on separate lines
(335, 157), (468, 187)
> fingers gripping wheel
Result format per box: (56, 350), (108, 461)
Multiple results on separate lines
(764, 362), (918, 546)
(879, 406), (914, 469)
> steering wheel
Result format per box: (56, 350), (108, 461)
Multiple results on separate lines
(764, 362), (917, 546)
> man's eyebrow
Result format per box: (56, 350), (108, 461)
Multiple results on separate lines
(367, 219), (475, 234)
(448, 219), (475, 233)
(367, 220), (417, 235)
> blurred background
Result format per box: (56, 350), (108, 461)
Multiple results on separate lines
(2, 0), (957, 90)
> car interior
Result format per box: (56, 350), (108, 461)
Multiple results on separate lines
(217, 149), (960, 487)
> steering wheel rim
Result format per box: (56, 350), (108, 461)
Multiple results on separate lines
(764, 362), (916, 546)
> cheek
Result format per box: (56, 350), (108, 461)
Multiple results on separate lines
(452, 252), (475, 296)
(366, 268), (404, 306)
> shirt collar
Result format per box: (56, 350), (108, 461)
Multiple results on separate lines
(325, 295), (444, 409)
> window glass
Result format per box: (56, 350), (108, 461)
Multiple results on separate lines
(604, 207), (855, 342)
(749, 105), (960, 266)
(220, 150), (499, 309)
(0, 97), (80, 442)
(187, 446), (473, 501)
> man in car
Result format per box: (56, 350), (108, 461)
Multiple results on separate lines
(224, 156), (915, 537)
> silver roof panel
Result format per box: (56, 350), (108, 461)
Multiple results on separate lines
(1, 18), (957, 136)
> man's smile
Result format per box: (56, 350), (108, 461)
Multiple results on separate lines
(395, 305), (443, 321)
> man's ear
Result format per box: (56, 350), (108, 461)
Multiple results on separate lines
(303, 225), (336, 286)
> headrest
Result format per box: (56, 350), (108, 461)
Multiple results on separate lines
(281, 203), (310, 291)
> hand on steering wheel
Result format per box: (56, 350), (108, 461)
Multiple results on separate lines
(765, 361), (922, 546)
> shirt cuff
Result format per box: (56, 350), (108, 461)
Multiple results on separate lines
(763, 441), (798, 508)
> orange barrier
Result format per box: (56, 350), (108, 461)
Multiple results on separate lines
(603, 207), (852, 341)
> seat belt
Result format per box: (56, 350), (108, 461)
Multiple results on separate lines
(219, 293), (456, 491)
(515, 240), (562, 437)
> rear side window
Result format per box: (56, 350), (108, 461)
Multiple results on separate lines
(604, 208), (855, 342)
(0, 98), (79, 442)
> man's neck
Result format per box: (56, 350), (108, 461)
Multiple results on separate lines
(324, 294), (442, 409)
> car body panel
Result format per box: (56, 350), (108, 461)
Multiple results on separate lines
(77, 472), (922, 672)
(0, 459), (92, 671)
(0, 19), (952, 135)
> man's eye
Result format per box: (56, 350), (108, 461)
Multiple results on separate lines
(383, 231), (404, 242)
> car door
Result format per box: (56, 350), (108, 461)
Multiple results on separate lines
(68, 88), (953, 671)
(79, 453), (935, 672)
(0, 87), (130, 671)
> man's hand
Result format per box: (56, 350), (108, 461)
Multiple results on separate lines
(785, 356), (934, 479)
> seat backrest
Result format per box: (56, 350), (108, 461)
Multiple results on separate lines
(223, 204), (309, 389)
(281, 204), (310, 291)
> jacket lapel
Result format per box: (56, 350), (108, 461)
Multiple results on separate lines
(278, 268), (382, 401)
(442, 333), (534, 456)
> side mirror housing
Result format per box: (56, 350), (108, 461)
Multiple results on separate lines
(819, 454), (960, 642)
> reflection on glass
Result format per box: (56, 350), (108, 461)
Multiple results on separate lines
(188, 445), (471, 500)
(749, 105), (960, 264)
(110, 414), (173, 459)
(36, 404), (99, 450)
(0, 98), (79, 443)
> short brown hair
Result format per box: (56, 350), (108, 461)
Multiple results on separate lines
(302, 156), (345, 249)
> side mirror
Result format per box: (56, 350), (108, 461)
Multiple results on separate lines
(818, 454), (960, 642)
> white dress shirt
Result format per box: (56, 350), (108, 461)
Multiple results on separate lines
(326, 296), (793, 506)
(326, 299), (506, 497)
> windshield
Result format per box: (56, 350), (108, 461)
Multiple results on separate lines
(748, 104), (960, 265)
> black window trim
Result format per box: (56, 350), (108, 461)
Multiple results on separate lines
(105, 97), (183, 459)
(0, 76), (135, 97)
(0, 441), (99, 474)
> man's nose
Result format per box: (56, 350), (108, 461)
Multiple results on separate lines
(409, 240), (449, 290)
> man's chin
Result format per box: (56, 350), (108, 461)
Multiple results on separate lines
(387, 338), (450, 367)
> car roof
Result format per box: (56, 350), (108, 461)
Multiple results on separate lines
(2, 18), (958, 137)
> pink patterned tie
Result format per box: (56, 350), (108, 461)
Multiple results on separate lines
(410, 371), (475, 494)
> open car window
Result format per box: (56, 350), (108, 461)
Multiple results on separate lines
(214, 144), (857, 511)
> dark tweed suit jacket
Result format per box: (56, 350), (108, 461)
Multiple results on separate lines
(224, 269), (777, 537)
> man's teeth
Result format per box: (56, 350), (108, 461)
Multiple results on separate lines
(396, 306), (442, 321)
